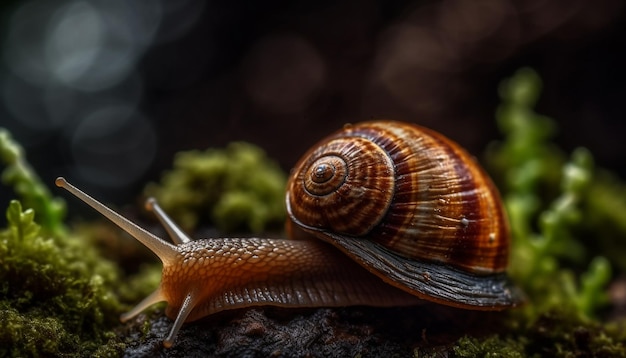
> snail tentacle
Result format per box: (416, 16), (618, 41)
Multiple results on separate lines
(55, 177), (178, 265)
(164, 292), (197, 349)
(145, 197), (191, 244)
(120, 288), (166, 322)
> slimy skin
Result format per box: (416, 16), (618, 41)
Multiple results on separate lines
(55, 177), (420, 348)
(160, 238), (420, 321)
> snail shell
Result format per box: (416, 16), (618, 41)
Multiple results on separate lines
(286, 120), (519, 308)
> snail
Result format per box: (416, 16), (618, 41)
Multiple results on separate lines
(55, 120), (522, 348)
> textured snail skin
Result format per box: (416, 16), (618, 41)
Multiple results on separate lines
(55, 177), (421, 348)
(160, 238), (421, 322)
(287, 120), (521, 309)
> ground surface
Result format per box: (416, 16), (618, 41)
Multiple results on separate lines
(121, 305), (503, 357)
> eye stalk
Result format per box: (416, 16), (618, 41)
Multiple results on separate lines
(55, 177), (178, 265)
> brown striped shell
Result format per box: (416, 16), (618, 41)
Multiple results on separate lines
(286, 120), (521, 309)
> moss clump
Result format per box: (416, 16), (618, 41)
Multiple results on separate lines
(0, 130), (126, 356)
(0, 201), (125, 356)
(144, 142), (287, 234)
(453, 317), (626, 358)
(452, 335), (527, 357)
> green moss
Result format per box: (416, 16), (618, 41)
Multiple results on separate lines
(450, 317), (626, 357)
(451, 335), (527, 357)
(0, 129), (66, 237)
(581, 170), (626, 271)
(0, 201), (125, 356)
(144, 142), (288, 234)
(485, 68), (613, 322)
(0, 129), (131, 355)
(450, 67), (626, 357)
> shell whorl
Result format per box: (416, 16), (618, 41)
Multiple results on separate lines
(288, 134), (395, 235)
(287, 120), (510, 274)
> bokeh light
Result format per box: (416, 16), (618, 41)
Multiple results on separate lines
(0, 0), (624, 206)
(70, 104), (156, 188)
(0, 0), (204, 202)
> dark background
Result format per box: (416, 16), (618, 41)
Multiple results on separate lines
(0, 0), (624, 210)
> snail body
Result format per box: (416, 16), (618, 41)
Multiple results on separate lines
(56, 178), (421, 348)
(55, 120), (522, 348)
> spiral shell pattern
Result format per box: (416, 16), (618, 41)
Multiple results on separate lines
(287, 120), (510, 274)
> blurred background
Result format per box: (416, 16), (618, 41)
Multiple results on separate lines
(0, 0), (624, 207)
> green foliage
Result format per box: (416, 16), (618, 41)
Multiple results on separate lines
(0, 128), (129, 354)
(582, 170), (626, 272)
(144, 141), (287, 234)
(450, 67), (626, 357)
(451, 335), (527, 357)
(0, 200), (125, 356)
(451, 317), (626, 357)
(0, 129), (66, 237)
(485, 68), (613, 322)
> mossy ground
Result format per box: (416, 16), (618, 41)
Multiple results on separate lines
(1, 68), (625, 356)
(0, 130), (159, 356)
(0, 200), (126, 356)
